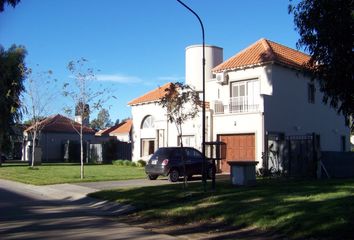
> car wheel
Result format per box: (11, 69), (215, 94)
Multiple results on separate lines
(168, 169), (179, 182)
(147, 174), (158, 180)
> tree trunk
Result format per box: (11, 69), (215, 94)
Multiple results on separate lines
(31, 131), (36, 168)
(80, 129), (84, 179)
(178, 126), (187, 189)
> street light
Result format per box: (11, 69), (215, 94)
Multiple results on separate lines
(176, 0), (207, 191)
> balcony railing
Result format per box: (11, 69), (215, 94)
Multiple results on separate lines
(214, 97), (260, 114)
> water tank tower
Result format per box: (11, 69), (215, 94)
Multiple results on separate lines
(185, 45), (223, 91)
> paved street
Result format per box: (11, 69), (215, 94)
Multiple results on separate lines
(0, 179), (177, 240)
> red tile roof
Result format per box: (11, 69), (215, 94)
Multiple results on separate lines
(25, 114), (95, 134)
(213, 38), (311, 72)
(110, 119), (132, 135)
(128, 82), (173, 106)
(128, 82), (210, 110)
(95, 119), (132, 136)
(95, 127), (115, 136)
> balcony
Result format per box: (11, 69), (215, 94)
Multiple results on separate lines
(214, 97), (260, 114)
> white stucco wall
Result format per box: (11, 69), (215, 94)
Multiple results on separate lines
(111, 133), (130, 142)
(207, 65), (271, 167)
(212, 112), (264, 164)
(264, 64), (350, 151)
(131, 102), (208, 161)
(186, 45), (223, 91)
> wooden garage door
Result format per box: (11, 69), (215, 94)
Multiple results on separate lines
(219, 134), (255, 173)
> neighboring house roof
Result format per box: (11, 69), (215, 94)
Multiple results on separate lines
(213, 38), (311, 72)
(128, 82), (173, 106)
(24, 114), (95, 134)
(110, 119), (132, 135)
(95, 119), (132, 136)
(95, 127), (115, 136)
(128, 82), (210, 109)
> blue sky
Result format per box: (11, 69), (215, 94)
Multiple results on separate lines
(0, 0), (301, 123)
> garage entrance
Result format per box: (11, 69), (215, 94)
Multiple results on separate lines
(218, 134), (255, 173)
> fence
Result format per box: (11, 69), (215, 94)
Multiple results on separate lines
(264, 133), (319, 178)
(63, 139), (132, 163)
(320, 151), (354, 178)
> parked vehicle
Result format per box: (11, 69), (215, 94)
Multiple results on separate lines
(145, 147), (215, 182)
(1, 154), (7, 162)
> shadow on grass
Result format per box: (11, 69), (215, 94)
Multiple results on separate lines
(90, 178), (354, 239)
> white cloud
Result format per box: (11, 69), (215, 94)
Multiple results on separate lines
(157, 76), (185, 82)
(96, 74), (142, 83)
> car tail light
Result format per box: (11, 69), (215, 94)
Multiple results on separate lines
(161, 159), (169, 166)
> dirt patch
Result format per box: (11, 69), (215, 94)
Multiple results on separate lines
(117, 213), (286, 240)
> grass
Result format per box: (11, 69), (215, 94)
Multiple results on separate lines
(0, 162), (146, 185)
(90, 178), (354, 239)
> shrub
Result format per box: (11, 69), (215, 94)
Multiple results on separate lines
(112, 160), (125, 166)
(136, 159), (146, 167)
(131, 162), (137, 167)
(123, 160), (132, 166)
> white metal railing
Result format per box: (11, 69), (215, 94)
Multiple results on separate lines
(213, 96), (259, 114)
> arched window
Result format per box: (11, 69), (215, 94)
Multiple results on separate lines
(141, 115), (155, 129)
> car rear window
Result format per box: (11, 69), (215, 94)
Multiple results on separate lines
(151, 148), (173, 160)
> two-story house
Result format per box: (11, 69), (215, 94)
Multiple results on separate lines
(128, 38), (350, 172)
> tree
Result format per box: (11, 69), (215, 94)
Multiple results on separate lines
(23, 68), (58, 167)
(0, 0), (21, 12)
(90, 108), (113, 130)
(63, 58), (109, 179)
(159, 82), (200, 187)
(289, 0), (354, 129)
(0, 45), (27, 166)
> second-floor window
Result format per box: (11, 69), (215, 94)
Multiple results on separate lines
(308, 83), (315, 104)
(230, 79), (259, 113)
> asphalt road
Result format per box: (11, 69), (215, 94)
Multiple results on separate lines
(0, 180), (177, 240)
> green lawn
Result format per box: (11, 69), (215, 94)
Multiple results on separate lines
(0, 163), (146, 185)
(90, 178), (354, 239)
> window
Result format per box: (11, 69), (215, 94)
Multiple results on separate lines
(230, 79), (259, 113)
(141, 115), (155, 129)
(141, 139), (155, 156)
(308, 83), (315, 104)
(178, 135), (195, 147)
(186, 148), (203, 158)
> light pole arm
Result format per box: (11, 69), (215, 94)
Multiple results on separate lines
(176, 0), (205, 43)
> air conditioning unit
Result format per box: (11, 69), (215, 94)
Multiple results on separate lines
(216, 72), (228, 85)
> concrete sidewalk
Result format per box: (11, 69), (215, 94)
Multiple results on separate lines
(0, 179), (136, 215)
(0, 179), (179, 239)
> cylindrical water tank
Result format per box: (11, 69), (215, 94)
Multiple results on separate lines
(185, 45), (223, 91)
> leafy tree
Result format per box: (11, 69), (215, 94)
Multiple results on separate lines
(0, 0), (20, 12)
(0, 45), (27, 166)
(159, 82), (200, 187)
(289, 0), (354, 128)
(63, 58), (110, 179)
(90, 108), (113, 130)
